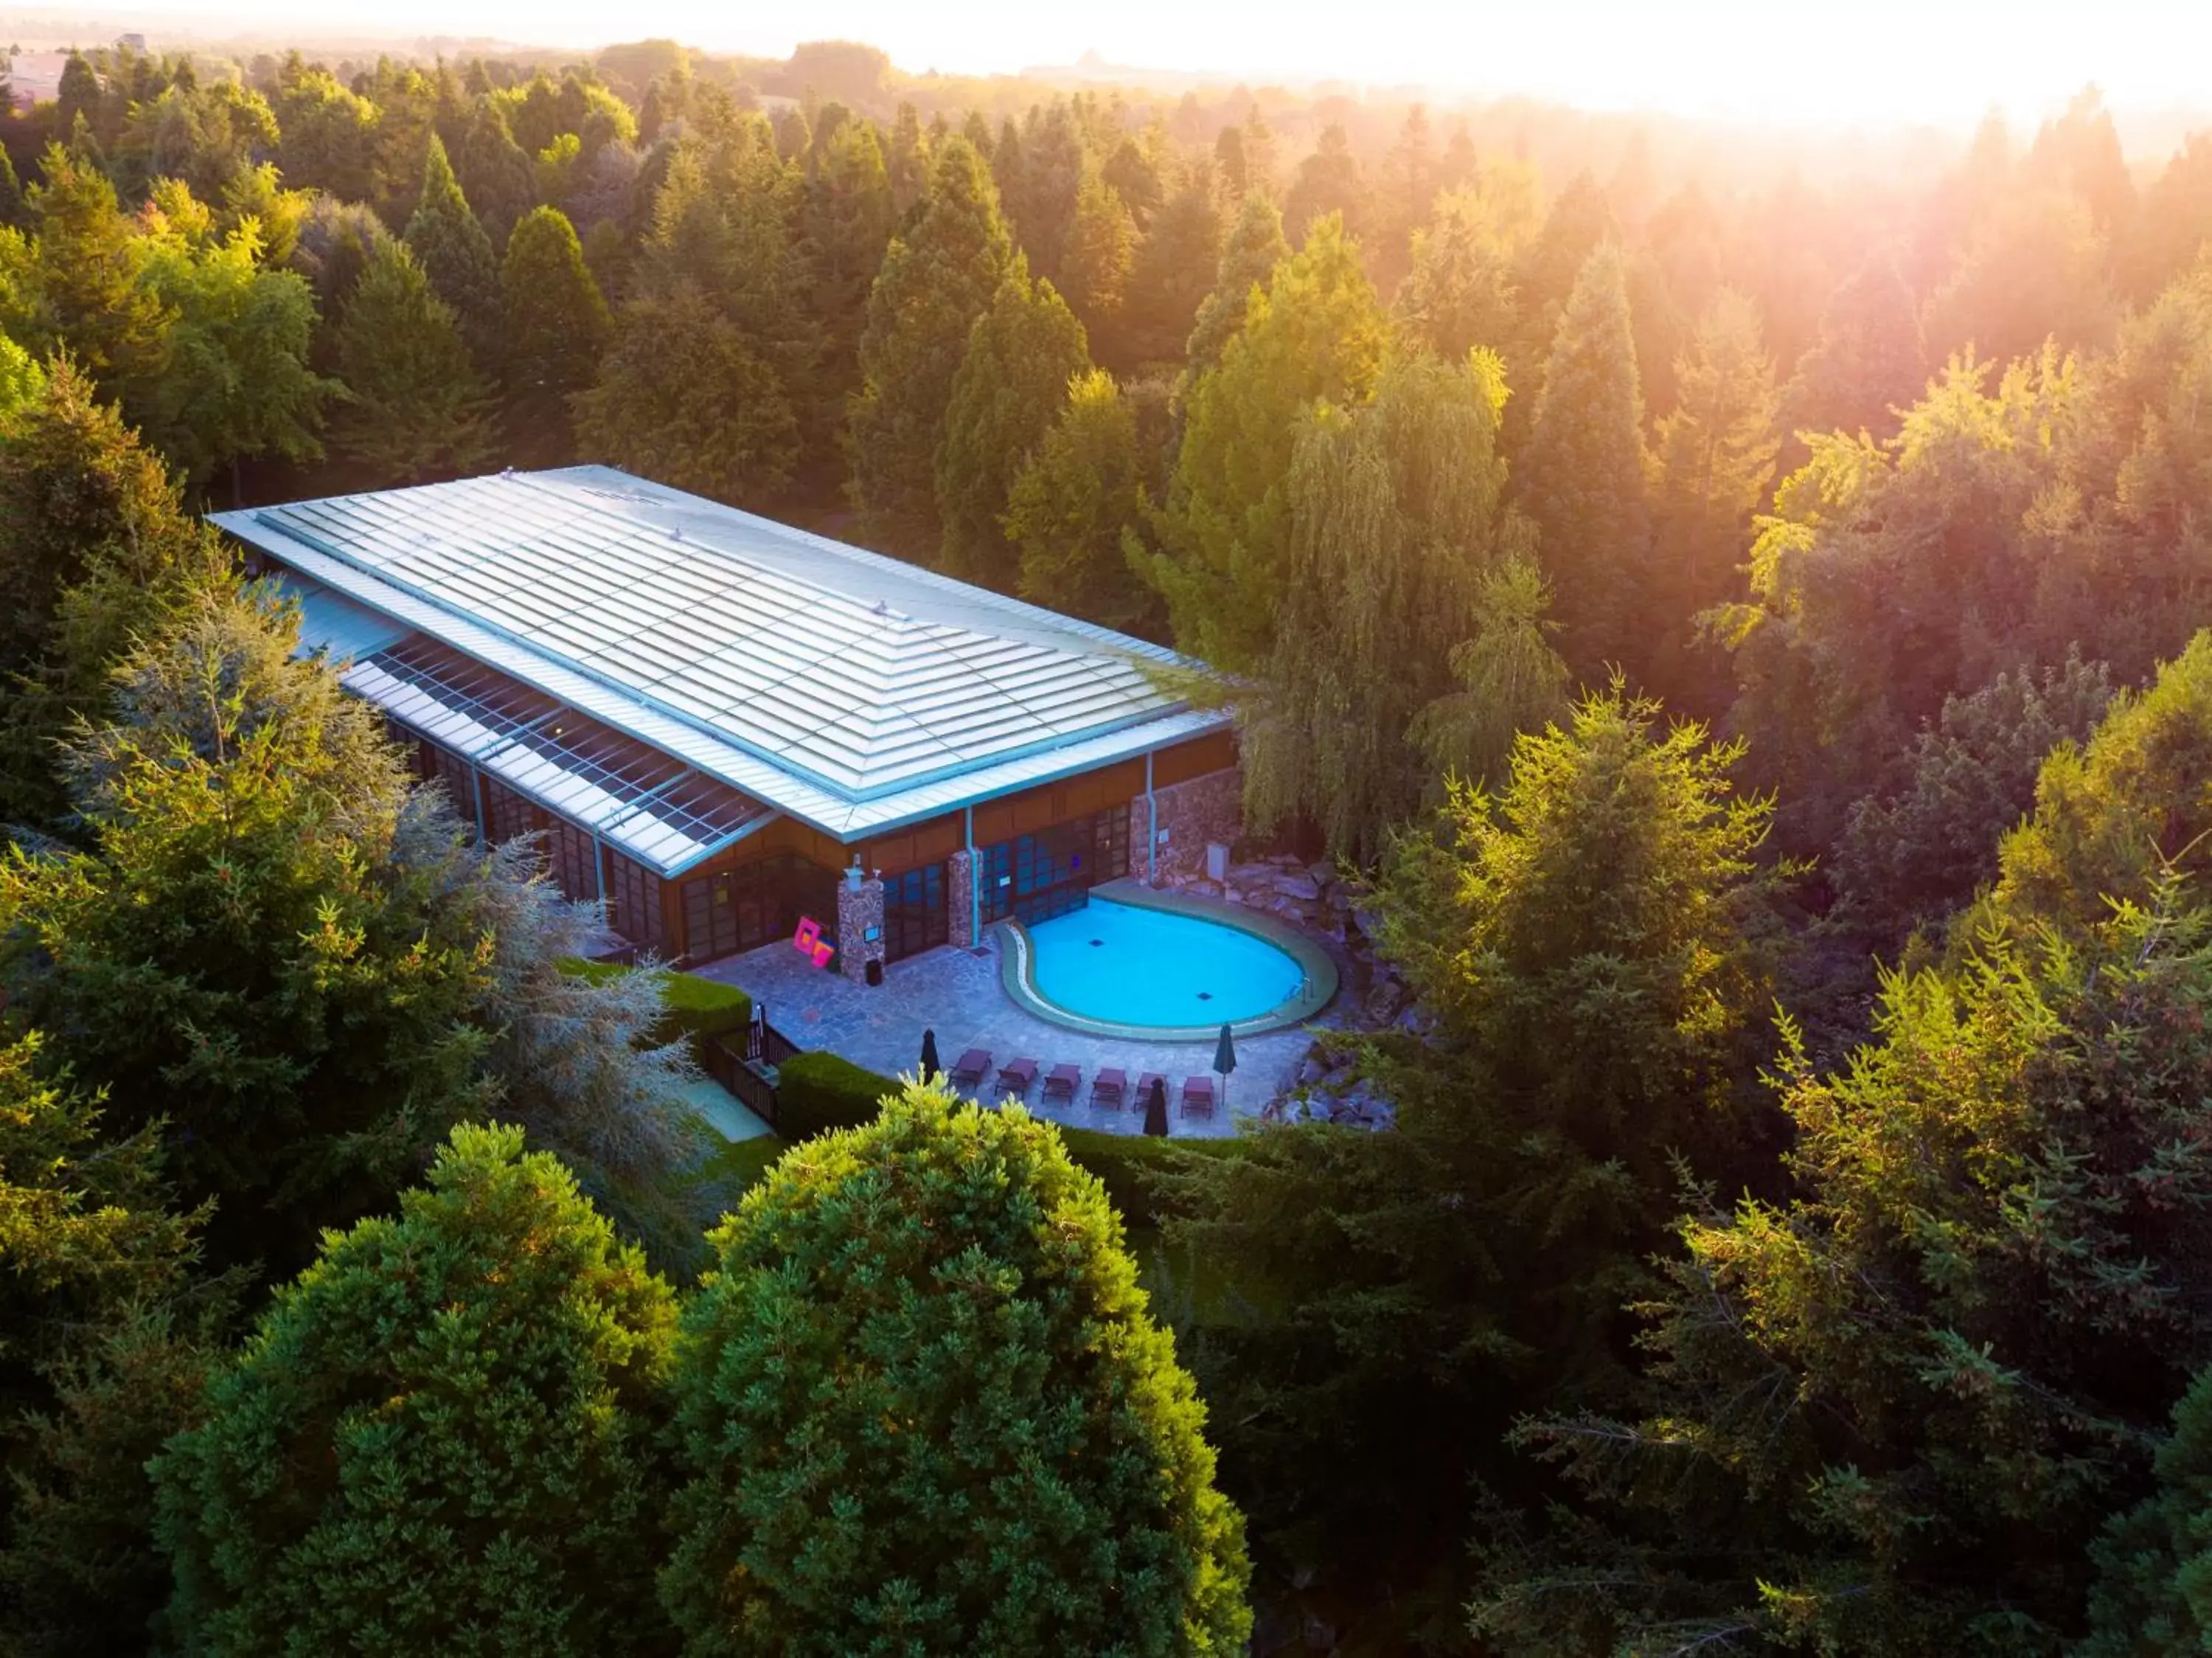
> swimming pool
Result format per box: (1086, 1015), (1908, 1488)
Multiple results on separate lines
(1000, 884), (1337, 1038)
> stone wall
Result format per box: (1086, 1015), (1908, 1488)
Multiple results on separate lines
(947, 848), (977, 948)
(835, 875), (886, 983)
(1128, 765), (1244, 887)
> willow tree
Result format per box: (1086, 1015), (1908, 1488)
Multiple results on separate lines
(1243, 347), (1534, 862)
(1146, 213), (1385, 673)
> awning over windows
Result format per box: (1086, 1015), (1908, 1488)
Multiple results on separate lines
(341, 635), (773, 877)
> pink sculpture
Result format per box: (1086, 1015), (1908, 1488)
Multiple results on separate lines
(792, 916), (835, 969)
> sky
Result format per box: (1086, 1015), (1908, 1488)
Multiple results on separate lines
(14, 0), (2212, 129)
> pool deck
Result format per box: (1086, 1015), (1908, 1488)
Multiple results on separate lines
(690, 920), (1347, 1140)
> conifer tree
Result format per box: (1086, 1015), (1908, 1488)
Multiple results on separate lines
(1645, 287), (1778, 704)
(1245, 347), (1534, 861)
(0, 145), (24, 230)
(1515, 242), (1650, 679)
(0, 1031), (208, 1657)
(1162, 688), (1778, 1643)
(1507, 169), (1615, 407)
(1396, 184), (1523, 364)
(936, 261), (1091, 589)
(153, 1124), (679, 1657)
(1782, 249), (1927, 448)
(0, 359), (229, 826)
(1121, 164), (1222, 366)
(402, 133), (502, 367)
(579, 126), (814, 507)
(1004, 367), (1155, 629)
(1283, 122), (1363, 244)
(1149, 213), (1385, 672)
(577, 284), (801, 506)
(1059, 171), (1136, 362)
(848, 136), (1015, 555)
(20, 144), (172, 399)
(1184, 191), (1288, 375)
(0, 330), (44, 425)
(499, 205), (609, 465)
(800, 116), (894, 409)
(2083, 1362), (2212, 1656)
(333, 237), (495, 482)
(449, 95), (536, 248)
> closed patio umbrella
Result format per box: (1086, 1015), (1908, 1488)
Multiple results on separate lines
(1213, 1021), (1237, 1109)
(1143, 1076), (1169, 1137)
(920, 1027), (940, 1085)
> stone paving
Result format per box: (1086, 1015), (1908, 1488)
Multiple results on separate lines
(691, 924), (1347, 1140)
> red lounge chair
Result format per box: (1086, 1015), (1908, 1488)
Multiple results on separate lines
(1043, 1063), (1082, 1104)
(1091, 1067), (1127, 1109)
(1180, 1075), (1217, 1118)
(996, 1057), (1038, 1100)
(1137, 1072), (1167, 1109)
(948, 1048), (990, 1090)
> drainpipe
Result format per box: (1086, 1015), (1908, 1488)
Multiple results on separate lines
(591, 830), (607, 910)
(467, 761), (487, 842)
(1145, 751), (1158, 884)
(965, 805), (979, 940)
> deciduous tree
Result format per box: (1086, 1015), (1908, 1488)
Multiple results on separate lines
(1244, 347), (1532, 861)
(1147, 213), (1384, 672)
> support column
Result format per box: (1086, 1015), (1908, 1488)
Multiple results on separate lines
(947, 848), (978, 948)
(1145, 750), (1158, 884)
(837, 872), (886, 982)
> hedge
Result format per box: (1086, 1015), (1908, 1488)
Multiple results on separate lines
(773, 1051), (901, 1142)
(769, 1054), (1242, 1226)
(655, 972), (752, 1050)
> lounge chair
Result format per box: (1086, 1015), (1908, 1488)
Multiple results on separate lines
(996, 1057), (1038, 1100)
(1091, 1066), (1127, 1109)
(948, 1048), (990, 1091)
(1042, 1063), (1082, 1105)
(1180, 1075), (1217, 1118)
(1137, 1071), (1167, 1109)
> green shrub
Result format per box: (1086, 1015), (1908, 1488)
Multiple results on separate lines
(773, 1050), (899, 1141)
(660, 1083), (1252, 1654)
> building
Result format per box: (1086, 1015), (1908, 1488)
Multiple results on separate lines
(5, 52), (72, 112)
(212, 468), (1242, 980)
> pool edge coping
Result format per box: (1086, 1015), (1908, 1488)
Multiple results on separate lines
(995, 878), (1340, 1043)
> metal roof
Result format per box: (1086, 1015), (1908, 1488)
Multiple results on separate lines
(218, 468), (1231, 844)
(336, 634), (773, 877)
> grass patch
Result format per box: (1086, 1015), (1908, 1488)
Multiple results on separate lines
(698, 1132), (787, 1196)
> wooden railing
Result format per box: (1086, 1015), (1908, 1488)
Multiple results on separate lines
(703, 1010), (804, 1127)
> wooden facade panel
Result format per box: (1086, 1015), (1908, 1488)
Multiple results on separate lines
(1152, 731), (1237, 788)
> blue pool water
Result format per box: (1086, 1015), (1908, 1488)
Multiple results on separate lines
(1026, 898), (1304, 1027)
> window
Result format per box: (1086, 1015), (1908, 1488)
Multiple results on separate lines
(676, 855), (839, 965)
(883, 864), (947, 962)
(548, 819), (602, 909)
(978, 807), (1130, 927)
(606, 850), (665, 951)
